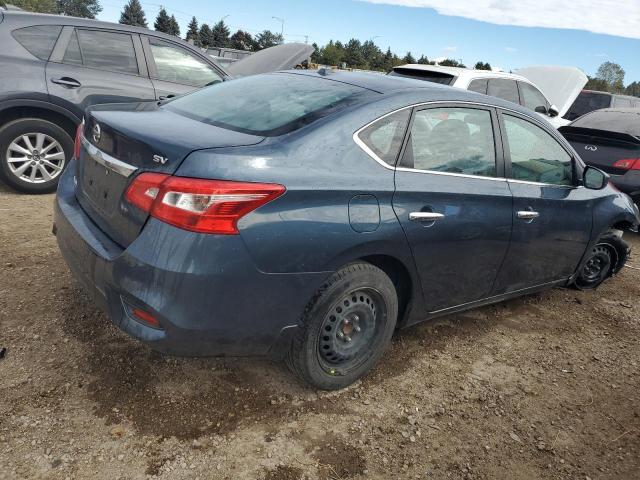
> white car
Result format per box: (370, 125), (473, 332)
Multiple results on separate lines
(389, 64), (587, 129)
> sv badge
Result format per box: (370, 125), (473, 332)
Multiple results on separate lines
(153, 154), (169, 165)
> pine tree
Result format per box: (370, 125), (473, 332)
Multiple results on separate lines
(229, 30), (257, 51)
(168, 15), (180, 37)
(199, 23), (213, 48)
(7, 0), (56, 14)
(255, 30), (283, 50)
(403, 52), (416, 64)
(154, 6), (171, 33)
(119, 0), (147, 28)
(56, 0), (102, 18)
(211, 20), (230, 48)
(185, 16), (199, 45)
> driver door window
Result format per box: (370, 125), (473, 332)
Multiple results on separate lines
(400, 107), (497, 178)
(502, 114), (573, 186)
(148, 37), (222, 87)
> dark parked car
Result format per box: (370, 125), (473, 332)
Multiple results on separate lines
(54, 71), (639, 389)
(560, 108), (640, 205)
(0, 9), (312, 193)
(563, 90), (640, 122)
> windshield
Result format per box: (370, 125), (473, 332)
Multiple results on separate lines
(571, 110), (640, 137)
(563, 91), (611, 121)
(164, 73), (375, 136)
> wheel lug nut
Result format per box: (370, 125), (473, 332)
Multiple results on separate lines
(354, 325), (361, 332)
(345, 336), (352, 343)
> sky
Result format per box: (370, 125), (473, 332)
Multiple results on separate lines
(97, 0), (640, 82)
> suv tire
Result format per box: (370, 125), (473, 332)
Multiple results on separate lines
(0, 118), (73, 194)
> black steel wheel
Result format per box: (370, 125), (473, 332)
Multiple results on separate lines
(575, 245), (613, 289)
(287, 262), (398, 390)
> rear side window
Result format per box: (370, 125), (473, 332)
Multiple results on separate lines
(357, 110), (410, 166)
(503, 114), (572, 185)
(519, 82), (548, 112)
(400, 107), (497, 177)
(63, 29), (139, 75)
(388, 68), (455, 85)
(165, 73), (375, 136)
(12, 25), (62, 61)
(468, 79), (488, 94)
(487, 79), (519, 104)
(613, 97), (633, 108)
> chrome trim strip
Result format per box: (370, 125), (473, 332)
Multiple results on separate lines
(508, 178), (581, 189)
(81, 136), (137, 178)
(396, 167), (507, 182)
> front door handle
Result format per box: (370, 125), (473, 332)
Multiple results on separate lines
(409, 212), (445, 222)
(517, 210), (540, 220)
(51, 77), (81, 88)
(159, 94), (176, 101)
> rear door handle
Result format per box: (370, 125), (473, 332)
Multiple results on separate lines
(517, 210), (540, 220)
(409, 212), (445, 222)
(51, 77), (81, 88)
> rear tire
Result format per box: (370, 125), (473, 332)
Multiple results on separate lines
(0, 118), (73, 194)
(287, 262), (398, 390)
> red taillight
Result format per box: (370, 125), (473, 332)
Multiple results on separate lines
(131, 307), (161, 329)
(613, 158), (640, 170)
(73, 121), (83, 159)
(125, 173), (285, 234)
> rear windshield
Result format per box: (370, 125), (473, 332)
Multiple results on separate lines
(563, 91), (611, 121)
(570, 110), (640, 137)
(164, 73), (375, 136)
(388, 68), (455, 85)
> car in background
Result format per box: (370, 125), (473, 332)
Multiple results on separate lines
(563, 90), (640, 122)
(389, 65), (587, 129)
(206, 46), (252, 68)
(0, 9), (311, 193)
(54, 70), (639, 389)
(560, 108), (640, 205)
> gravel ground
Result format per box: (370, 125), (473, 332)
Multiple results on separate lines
(1, 183), (639, 480)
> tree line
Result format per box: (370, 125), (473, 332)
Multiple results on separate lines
(3, 0), (639, 96)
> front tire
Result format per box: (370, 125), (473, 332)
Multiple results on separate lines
(287, 262), (398, 390)
(0, 118), (73, 194)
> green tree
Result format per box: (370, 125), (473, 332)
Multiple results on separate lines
(255, 30), (283, 49)
(596, 61), (625, 93)
(199, 23), (213, 48)
(474, 61), (491, 70)
(119, 0), (147, 28)
(310, 42), (321, 63)
(154, 6), (171, 33)
(361, 40), (382, 70)
(319, 40), (343, 66)
(584, 76), (609, 92)
(185, 16), (199, 45)
(343, 39), (364, 68)
(229, 30), (257, 51)
(403, 52), (416, 64)
(439, 58), (466, 68)
(417, 55), (432, 65)
(3, 0), (56, 13)
(56, 0), (101, 18)
(625, 81), (640, 97)
(211, 20), (230, 48)
(168, 14), (180, 37)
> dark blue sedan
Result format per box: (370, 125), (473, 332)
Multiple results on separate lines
(54, 70), (640, 389)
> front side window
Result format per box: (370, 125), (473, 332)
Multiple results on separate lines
(488, 79), (519, 104)
(503, 114), (573, 186)
(165, 73), (375, 136)
(65, 29), (139, 75)
(519, 82), (549, 112)
(12, 25), (62, 61)
(400, 107), (497, 177)
(357, 110), (410, 166)
(149, 38), (222, 87)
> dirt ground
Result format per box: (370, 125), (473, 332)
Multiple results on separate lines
(1, 182), (639, 480)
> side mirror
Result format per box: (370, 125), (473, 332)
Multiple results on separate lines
(583, 166), (609, 190)
(534, 106), (548, 114)
(548, 104), (559, 118)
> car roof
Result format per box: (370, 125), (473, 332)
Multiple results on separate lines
(2, 10), (197, 48)
(393, 64), (529, 82)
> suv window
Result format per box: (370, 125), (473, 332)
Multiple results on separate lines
(357, 110), (410, 166)
(487, 79), (519, 104)
(518, 82), (548, 112)
(400, 107), (496, 177)
(12, 25), (62, 61)
(503, 114), (572, 186)
(468, 79), (488, 95)
(148, 37), (222, 87)
(613, 96), (633, 108)
(63, 29), (139, 75)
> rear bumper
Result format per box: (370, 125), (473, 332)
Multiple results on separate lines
(54, 160), (326, 357)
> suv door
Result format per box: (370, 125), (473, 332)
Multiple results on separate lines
(46, 26), (155, 120)
(141, 36), (224, 100)
(487, 78), (520, 105)
(392, 104), (513, 312)
(492, 111), (592, 294)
